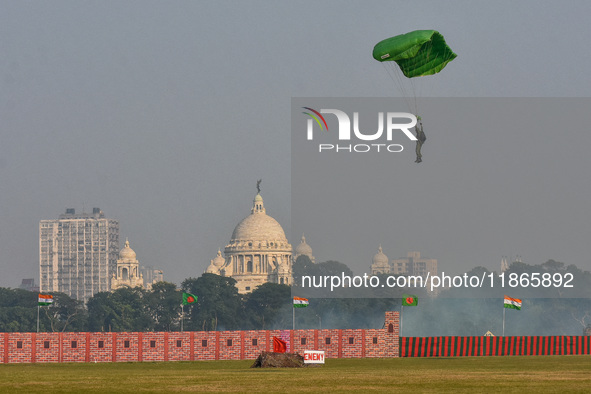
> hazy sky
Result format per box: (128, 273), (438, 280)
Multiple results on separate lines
(1, 1), (590, 288)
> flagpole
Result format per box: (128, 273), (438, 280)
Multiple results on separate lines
(293, 305), (295, 331)
(37, 305), (40, 333)
(181, 304), (184, 332)
(400, 305), (403, 337)
(502, 307), (505, 337)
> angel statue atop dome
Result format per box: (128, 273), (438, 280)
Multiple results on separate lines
(256, 179), (262, 194)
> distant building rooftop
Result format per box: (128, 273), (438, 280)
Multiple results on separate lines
(19, 278), (39, 292)
(58, 207), (105, 219)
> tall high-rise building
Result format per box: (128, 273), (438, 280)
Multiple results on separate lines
(39, 208), (119, 302)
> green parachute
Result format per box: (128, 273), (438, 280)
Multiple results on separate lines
(373, 30), (456, 163)
(373, 30), (457, 78)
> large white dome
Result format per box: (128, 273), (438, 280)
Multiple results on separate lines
(231, 214), (288, 242)
(229, 193), (288, 243)
(221, 187), (293, 293)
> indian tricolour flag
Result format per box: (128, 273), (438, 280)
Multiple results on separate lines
(504, 295), (522, 310)
(38, 294), (53, 306)
(293, 297), (309, 308)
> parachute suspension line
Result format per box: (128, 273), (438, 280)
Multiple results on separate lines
(382, 63), (402, 105)
(381, 62), (397, 88)
(401, 57), (418, 117)
(394, 64), (414, 113)
(382, 62), (413, 114)
(409, 75), (419, 117)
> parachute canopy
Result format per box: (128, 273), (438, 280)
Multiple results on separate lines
(373, 30), (457, 78)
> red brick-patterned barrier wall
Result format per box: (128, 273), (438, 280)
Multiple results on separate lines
(115, 333), (139, 362)
(88, 333), (112, 362)
(400, 335), (591, 357)
(243, 331), (268, 359)
(193, 331), (217, 360)
(365, 329), (387, 358)
(218, 331), (242, 360)
(141, 332), (165, 362)
(167, 332), (191, 361)
(62, 332), (87, 363)
(6, 333), (33, 363)
(316, 329), (339, 358)
(0, 312), (399, 364)
(35, 333), (59, 363)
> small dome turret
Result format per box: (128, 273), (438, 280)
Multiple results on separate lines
(372, 245), (389, 267)
(119, 239), (137, 260)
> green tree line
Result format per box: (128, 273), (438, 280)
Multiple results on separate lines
(2, 257), (591, 335)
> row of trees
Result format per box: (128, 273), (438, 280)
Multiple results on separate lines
(1, 257), (591, 335)
(0, 274), (396, 333)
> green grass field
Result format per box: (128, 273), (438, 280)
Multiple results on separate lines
(1, 356), (590, 393)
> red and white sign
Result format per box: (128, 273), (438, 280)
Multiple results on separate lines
(304, 350), (325, 364)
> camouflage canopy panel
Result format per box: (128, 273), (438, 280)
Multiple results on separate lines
(372, 30), (457, 78)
